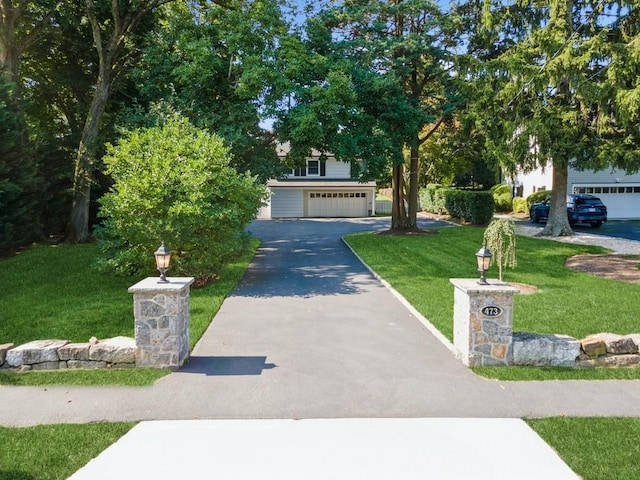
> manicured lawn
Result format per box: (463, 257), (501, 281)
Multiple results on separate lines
(527, 417), (640, 479)
(345, 227), (639, 341)
(1, 418), (637, 479)
(0, 422), (135, 480)
(0, 239), (259, 386)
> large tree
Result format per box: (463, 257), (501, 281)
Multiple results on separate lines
(271, 0), (462, 230)
(465, 0), (640, 236)
(67, 0), (174, 243)
(126, 0), (288, 183)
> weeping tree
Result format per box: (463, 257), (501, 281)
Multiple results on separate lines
(464, 0), (640, 236)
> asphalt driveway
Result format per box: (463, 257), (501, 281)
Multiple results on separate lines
(2, 216), (640, 428)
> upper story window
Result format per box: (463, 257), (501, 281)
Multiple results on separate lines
(307, 160), (320, 176)
(290, 159), (326, 177)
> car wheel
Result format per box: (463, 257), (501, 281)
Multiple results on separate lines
(530, 211), (539, 223)
(590, 221), (603, 228)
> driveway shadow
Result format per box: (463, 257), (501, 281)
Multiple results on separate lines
(179, 356), (277, 376)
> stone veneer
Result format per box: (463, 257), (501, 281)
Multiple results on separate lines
(128, 277), (194, 370)
(450, 279), (519, 366)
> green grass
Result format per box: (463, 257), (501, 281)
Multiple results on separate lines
(0, 239), (259, 386)
(0, 422), (135, 480)
(527, 417), (640, 479)
(474, 365), (640, 380)
(0, 368), (169, 386)
(345, 227), (639, 341)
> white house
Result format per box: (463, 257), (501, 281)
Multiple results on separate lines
(513, 166), (640, 220)
(258, 144), (377, 219)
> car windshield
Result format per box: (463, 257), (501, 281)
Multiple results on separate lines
(578, 199), (603, 206)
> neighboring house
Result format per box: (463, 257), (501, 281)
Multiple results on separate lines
(259, 144), (377, 219)
(512, 166), (640, 220)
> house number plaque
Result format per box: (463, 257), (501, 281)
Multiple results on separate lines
(481, 306), (503, 317)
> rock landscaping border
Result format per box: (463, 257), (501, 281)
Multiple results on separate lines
(0, 337), (136, 372)
(515, 332), (640, 368)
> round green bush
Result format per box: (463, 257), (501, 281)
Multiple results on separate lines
(95, 117), (266, 281)
(512, 196), (527, 214)
(490, 184), (513, 212)
(526, 190), (552, 208)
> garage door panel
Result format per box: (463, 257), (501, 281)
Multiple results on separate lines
(307, 192), (368, 217)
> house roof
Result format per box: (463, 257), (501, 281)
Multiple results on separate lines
(267, 179), (376, 188)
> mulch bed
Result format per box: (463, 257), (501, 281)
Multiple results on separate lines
(565, 254), (640, 283)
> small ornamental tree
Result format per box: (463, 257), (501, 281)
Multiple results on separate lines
(96, 116), (265, 282)
(483, 218), (517, 282)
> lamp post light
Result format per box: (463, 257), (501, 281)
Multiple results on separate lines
(154, 241), (171, 283)
(475, 245), (493, 285)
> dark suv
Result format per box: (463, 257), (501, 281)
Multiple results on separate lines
(529, 194), (608, 228)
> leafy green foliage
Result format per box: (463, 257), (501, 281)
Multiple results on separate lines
(512, 197), (527, 214)
(270, 0), (463, 230)
(490, 184), (513, 212)
(0, 78), (40, 252)
(445, 190), (495, 225)
(128, 1), (288, 183)
(96, 117), (265, 280)
(419, 185), (451, 215)
(483, 218), (517, 281)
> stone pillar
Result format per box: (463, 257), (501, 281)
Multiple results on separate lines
(450, 279), (519, 367)
(128, 277), (194, 370)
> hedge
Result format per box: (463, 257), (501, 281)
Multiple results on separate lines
(490, 184), (513, 212)
(419, 184), (451, 215)
(445, 190), (495, 225)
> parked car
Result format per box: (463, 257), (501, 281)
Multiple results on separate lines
(529, 194), (608, 228)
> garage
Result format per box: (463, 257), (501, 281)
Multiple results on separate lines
(572, 185), (640, 219)
(265, 180), (377, 219)
(307, 191), (368, 217)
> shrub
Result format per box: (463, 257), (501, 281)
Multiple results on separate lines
(95, 117), (266, 281)
(526, 190), (552, 208)
(483, 218), (517, 281)
(512, 197), (527, 214)
(445, 190), (494, 225)
(490, 184), (513, 212)
(420, 184), (451, 214)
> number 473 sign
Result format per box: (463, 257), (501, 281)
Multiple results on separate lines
(481, 306), (503, 317)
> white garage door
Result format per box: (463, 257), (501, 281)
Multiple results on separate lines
(573, 185), (640, 219)
(307, 192), (368, 217)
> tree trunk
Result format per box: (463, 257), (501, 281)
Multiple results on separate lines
(406, 137), (420, 229)
(66, 65), (111, 243)
(391, 162), (411, 229)
(542, 160), (573, 236)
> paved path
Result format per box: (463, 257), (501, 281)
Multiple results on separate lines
(3, 217), (640, 428)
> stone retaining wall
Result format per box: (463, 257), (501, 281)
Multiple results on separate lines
(0, 337), (136, 371)
(514, 332), (640, 368)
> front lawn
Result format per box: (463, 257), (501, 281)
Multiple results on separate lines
(0, 422), (135, 480)
(527, 417), (640, 479)
(0, 239), (259, 386)
(345, 227), (639, 341)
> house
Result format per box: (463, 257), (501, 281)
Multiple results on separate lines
(512, 166), (640, 220)
(258, 144), (377, 219)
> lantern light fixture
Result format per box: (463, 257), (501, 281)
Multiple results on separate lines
(154, 241), (171, 283)
(475, 245), (493, 285)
